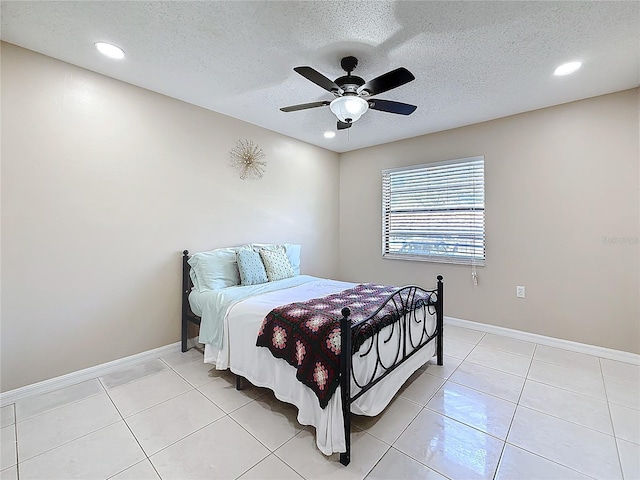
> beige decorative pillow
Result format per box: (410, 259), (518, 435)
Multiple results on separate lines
(251, 243), (301, 275)
(259, 246), (295, 281)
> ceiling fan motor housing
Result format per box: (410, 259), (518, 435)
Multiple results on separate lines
(336, 56), (365, 94)
(335, 75), (365, 94)
(340, 56), (358, 73)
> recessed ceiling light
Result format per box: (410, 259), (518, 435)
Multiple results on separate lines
(95, 42), (125, 60)
(324, 131), (336, 139)
(554, 61), (582, 76)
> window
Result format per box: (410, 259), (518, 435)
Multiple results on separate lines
(382, 156), (485, 265)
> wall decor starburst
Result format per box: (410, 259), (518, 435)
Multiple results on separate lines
(229, 139), (267, 180)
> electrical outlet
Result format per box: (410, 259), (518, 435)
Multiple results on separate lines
(516, 286), (526, 298)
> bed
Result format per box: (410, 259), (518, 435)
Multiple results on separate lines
(180, 246), (443, 465)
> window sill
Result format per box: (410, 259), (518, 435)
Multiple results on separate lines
(382, 253), (485, 267)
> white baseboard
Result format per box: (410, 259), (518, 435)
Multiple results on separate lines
(0, 341), (183, 406)
(445, 316), (640, 366)
(3, 321), (638, 407)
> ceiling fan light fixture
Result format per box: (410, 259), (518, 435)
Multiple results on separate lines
(329, 96), (369, 123)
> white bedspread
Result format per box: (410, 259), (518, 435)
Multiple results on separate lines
(190, 276), (436, 455)
(190, 275), (320, 348)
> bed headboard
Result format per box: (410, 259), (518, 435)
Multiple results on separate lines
(181, 250), (200, 352)
(182, 250), (193, 296)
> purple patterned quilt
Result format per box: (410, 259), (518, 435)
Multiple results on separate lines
(255, 283), (409, 408)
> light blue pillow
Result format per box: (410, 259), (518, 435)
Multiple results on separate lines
(237, 248), (268, 286)
(188, 247), (242, 292)
(283, 244), (301, 275)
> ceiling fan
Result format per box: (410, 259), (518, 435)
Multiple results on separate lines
(280, 56), (417, 130)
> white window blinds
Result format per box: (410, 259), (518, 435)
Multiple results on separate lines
(382, 156), (485, 265)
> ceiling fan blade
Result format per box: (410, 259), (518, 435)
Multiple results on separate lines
(369, 99), (417, 115)
(337, 121), (352, 130)
(294, 67), (342, 93)
(280, 101), (331, 112)
(358, 67), (415, 96)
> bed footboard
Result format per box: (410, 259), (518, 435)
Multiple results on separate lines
(339, 276), (443, 466)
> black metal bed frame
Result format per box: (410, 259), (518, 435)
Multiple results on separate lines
(181, 250), (202, 353)
(181, 250), (443, 466)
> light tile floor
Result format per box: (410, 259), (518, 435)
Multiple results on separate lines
(1, 326), (639, 480)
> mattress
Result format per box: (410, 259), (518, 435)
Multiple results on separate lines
(189, 276), (436, 455)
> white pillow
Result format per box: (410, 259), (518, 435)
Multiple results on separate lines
(189, 269), (200, 291)
(252, 243), (301, 275)
(187, 247), (242, 292)
(237, 248), (268, 286)
(259, 246), (295, 281)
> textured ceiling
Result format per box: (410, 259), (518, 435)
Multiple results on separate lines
(1, 1), (639, 153)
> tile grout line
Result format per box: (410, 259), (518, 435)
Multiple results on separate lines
(446, 370), (523, 405)
(13, 386), (104, 424)
(373, 445), (455, 480)
(103, 357), (228, 468)
(108, 352), (199, 479)
(11, 382), (110, 476)
(521, 375), (608, 402)
(107, 356), (231, 477)
(515, 344), (536, 405)
(391, 355), (475, 479)
(513, 389), (618, 439)
(12, 353), (251, 478)
(457, 351), (533, 377)
(507, 341), (537, 434)
(102, 355), (216, 479)
(501, 344), (612, 480)
(439, 330), (530, 472)
(599, 356), (626, 479)
(520, 358), (612, 403)
(97, 379), (156, 480)
(421, 402), (513, 445)
(492, 445), (507, 480)
(131, 377), (271, 469)
(476, 334), (537, 359)
(225, 403), (295, 457)
(366, 399), (423, 449)
(143, 415), (228, 462)
(492, 342), (539, 480)
(13, 390), (124, 467)
(360, 440), (392, 480)
(269, 428), (311, 479)
(446, 372), (523, 401)
(14, 417), (124, 469)
(105, 459), (155, 480)
(102, 362), (170, 392)
(103, 362), (207, 419)
(14, 409), (19, 480)
(502, 444), (601, 480)
(377, 403), (435, 474)
(391, 439), (452, 480)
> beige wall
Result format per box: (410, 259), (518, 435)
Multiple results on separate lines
(2, 42), (638, 393)
(340, 89), (640, 354)
(1, 43), (340, 392)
